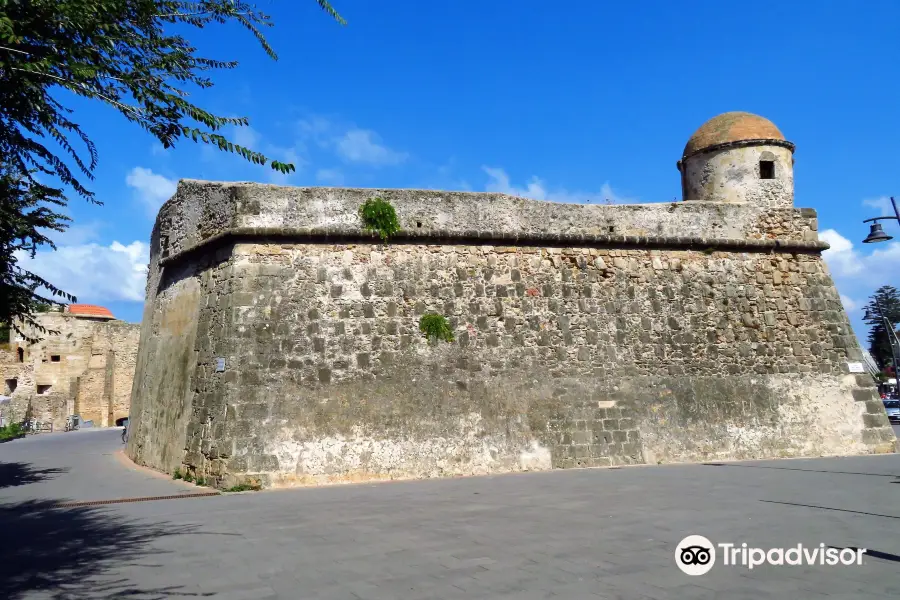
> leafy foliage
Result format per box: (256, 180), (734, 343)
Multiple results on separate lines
(0, 163), (76, 340)
(0, 0), (344, 337)
(419, 313), (454, 344)
(359, 197), (401, 241)
(863, 285), (900, 371)
(0, 422), (25, 441)
(223, 482), (261, 492)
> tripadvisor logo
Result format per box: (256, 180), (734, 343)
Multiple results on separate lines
(675, 535), (866, 575)
(676, 536), (716, 576)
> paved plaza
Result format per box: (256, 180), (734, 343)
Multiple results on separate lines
(1, 428), (899, 600)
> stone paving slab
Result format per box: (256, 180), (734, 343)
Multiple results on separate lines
(1, 430), (899, 599)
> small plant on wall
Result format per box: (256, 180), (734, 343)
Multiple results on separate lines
(419, 313), (454, 344)
(359, 197), (401, 241)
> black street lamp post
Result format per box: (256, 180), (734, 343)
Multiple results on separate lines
(860, 197), (900, 393)
(862, 196), (900, 244)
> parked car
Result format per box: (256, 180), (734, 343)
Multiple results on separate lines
(883, 399), (900, 423)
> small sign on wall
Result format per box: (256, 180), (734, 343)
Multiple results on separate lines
(846, 362), (865, 373)
(215, 358), (226, 372)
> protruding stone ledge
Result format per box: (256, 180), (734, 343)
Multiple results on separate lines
(158, 225), (830, 267)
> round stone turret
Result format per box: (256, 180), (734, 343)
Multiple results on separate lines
(677, 112), (795, 208)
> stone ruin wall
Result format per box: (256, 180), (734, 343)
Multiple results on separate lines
(125, 181), (896, 489)
(1, 314), (141, 429)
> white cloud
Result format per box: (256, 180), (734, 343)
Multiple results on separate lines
(862, 195), (894, 215)
(39, 221), (104, 247)
(126, 167), (177, 215)
(819, 227), (900, 342)
(412, 157), (472, 192)
(335, 129), (408, 166)
(297, 116), (407, 167)
(192, 124), (306, 184)
(482, 167), (635, 204)
(192, 115), (406, 180)
(820, 229), (864, 278)
(232, 125), (261, 149)
(15, 241), (149, 303)
(316, 168), (345, 185)
(483, 167), (547, 199)
(298, 116), (332, 139)
(840, 294), (860, 312)
(265, 148), (305, 186)
(219, 124), (307, 184)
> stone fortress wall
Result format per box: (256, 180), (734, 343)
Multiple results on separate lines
(1, 308), (141, 429)
(126, 112), (896, 489)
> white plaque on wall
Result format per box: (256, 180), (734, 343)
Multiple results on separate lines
(846, 362), (865, 373)
(215, 358), (226, 372)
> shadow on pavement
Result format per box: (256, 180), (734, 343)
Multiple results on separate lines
(760, 499), (900, 520)
(703, 462), (899, 478)
(0, 461), (69, 489)
(0, 498), (217, 599)
(831, 546), (900, 564)
(0, 454), (227, 600)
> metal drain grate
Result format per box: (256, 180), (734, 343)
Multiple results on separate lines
(55, 491), (220, 508)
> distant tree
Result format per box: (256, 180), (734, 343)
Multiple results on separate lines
(863, 285), (900, 371)
(0, 0), (344, 337)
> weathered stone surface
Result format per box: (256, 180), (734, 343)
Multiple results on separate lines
(126, 114), (896, 487)
(125, 233), (206, 473)
(122, 179), (894, 489)
(681, 144), (794, 209)
(151, 179), (822, 267)
(0, 311), (139, 429)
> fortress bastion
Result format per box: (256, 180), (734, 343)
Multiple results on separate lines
(125, 112), (896, 489)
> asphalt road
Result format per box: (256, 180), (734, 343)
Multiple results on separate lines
(1, 428), (899, 600)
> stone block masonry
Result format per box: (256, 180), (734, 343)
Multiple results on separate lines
(125, 179), (895, 490)
(1, 311), (140, 429)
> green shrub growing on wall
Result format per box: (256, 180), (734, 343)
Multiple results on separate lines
(419, 313), (454, 343)
(359, 197), (401, 241)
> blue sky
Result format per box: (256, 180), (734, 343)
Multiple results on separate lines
(19, 0), (900, 348)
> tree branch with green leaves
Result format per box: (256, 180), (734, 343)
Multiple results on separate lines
(0, 0), (344, 337)
(863, 285), (900, 372)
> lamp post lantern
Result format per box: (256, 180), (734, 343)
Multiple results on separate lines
(862, 196), (900, 244)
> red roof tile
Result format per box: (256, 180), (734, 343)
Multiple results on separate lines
(67, 304), (115, 318)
